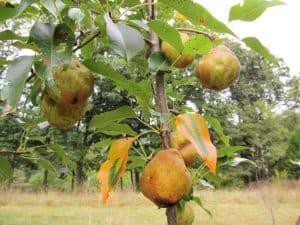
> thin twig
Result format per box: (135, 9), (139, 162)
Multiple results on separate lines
(0, 150), (29, 156)
(72, 31), (101, 52)
(26, 68), (36, 83)
(169, 109), (180, 116)
(144, 38), (152, 46)
(176, 27), (216, 42)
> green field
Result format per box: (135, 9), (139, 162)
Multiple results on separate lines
(0, 182), (299, 225)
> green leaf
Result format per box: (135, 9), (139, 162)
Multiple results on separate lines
(127, 155), (146, 170)
(83, 59), (152, 119)
(128, 20), (149, 32)
(0, 57), (8, 67)
(29, 78), (42, 106)
(0, 157), (13, 181)
(148, 52), (171, 71)
(48, 144), (66, 159)
(0, 30), (27, 42)
(192, 196), (212, 218)
(104, 13), (145, 61)
(90, 139), (113, 151)
(12, 41), (39, 51)
(36, 159), (57, 175)
(218, 146), (248, 158)
(90, 106), (136, 130)
(15, 0), (34, 17)
(204, 116), (229, 146)
(98, 123), (137, 136)
(28, 135), (46, 144)
(183, 35), (213, 55)
(148, 20), (183, 51)
(229, 0), (285, 22)
(41, 0), (59, 17)
(29, 21), (75, 87)
(0, 7), (16, 22)
(1, 56), (34, 108)
(242, 37), (278, 65)
(159, 0), (236, 36)
(48, 144), (76, 170)
(122, 0), (140, 7)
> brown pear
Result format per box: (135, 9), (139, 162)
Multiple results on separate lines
(180, 143), (198, 167)
(161, 32), (195, 68)
(46, 58), (94, 107)
(140, 149), (192, 208)
(40, 92), (88, 129)
(171, 131), (198, 166)
(196, 45), (240, 91)
(176, 202), (195, 225)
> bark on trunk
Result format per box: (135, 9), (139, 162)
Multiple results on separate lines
(43, 169), (48, 193)
(146, 0), (177, 224)
(134, 170), (140, 192)
(76, 158), (84, 192)
(71, 170), (75, 192)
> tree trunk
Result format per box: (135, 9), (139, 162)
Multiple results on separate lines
(120, 177), (124, 190)
(146, 1), (177, 224)
(43, 169), (48, 193)
(76, 158), (84, 192)
(134, 170), (140, 192)
(71, 170), (75, 192)
(130, 170), (134, 191)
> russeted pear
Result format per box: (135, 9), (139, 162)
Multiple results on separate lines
(196, 45), (240, 91)
(176, 202), (195, 225)
(46, 58), (94, 107)
(161, 32), (195, 68)
(140, 149), (192, 208)
(40, 92), (88, 129)
(171, 131), (198, 166)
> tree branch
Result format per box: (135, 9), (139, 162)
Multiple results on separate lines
(145, 1), (176, 225)
(72, 31), (101, 52)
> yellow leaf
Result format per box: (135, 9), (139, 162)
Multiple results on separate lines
(98, 137), (135, 203)
(176, 113), (217, 173)
(173, 11), (187, 21)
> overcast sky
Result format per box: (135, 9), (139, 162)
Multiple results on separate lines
(199, 0), (300, 75)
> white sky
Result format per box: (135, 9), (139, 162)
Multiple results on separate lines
(199, 0), (300, 75)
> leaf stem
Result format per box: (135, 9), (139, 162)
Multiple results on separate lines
(136, 117), (159, 133)
(176, 28), (216, 42)
(72, 31), (101, 52)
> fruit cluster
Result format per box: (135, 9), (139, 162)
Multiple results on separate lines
(40, 59), (94, 128)
(161, 32), (241, 91)
(140, 132), (197, 224)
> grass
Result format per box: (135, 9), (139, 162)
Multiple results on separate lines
(0, 181), (299, 225)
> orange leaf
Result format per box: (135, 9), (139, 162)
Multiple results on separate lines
(98, 137), (135, 203)
(176, 113), (217, 174)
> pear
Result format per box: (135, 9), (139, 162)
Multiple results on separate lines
(171, 131), (198, 166)
(40, 92), (88, 129)
(176, 202), (195, 225)
(196, 45), (240, 91)
(140, 149), (192, 208)
(46, 58), (94, 107)
(161, 32), (195, 68)
(180, 143), (198, 167)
